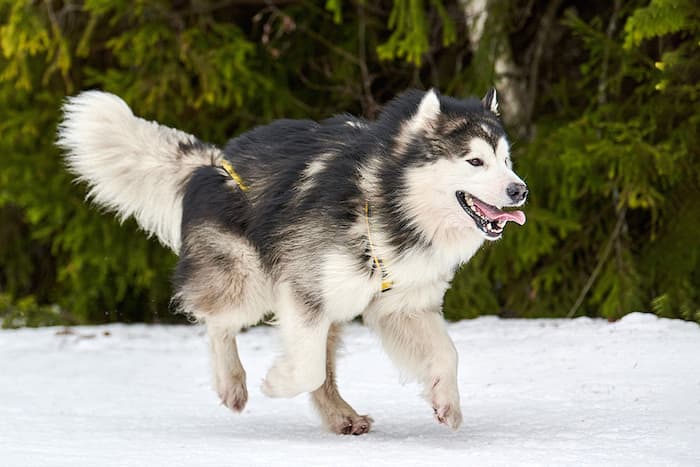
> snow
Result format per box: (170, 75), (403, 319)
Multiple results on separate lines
(1, 313), (699, 466)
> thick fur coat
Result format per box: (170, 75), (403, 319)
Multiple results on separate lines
(58, 89), (527, 434)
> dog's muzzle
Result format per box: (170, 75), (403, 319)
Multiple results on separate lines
(456, 191), (526, 238)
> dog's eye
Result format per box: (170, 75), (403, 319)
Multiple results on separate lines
(467, 158), (484, 167)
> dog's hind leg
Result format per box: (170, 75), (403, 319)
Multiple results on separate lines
(174, 223), (271, 413)
(311, 323), (372, 435)
(207, 319), (248, 412)
(364, 308), (462, 430)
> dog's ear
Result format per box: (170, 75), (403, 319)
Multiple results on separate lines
(410, 89), (441, 129)
(417, 88), (440, 120)
(482, 88), (499, 115)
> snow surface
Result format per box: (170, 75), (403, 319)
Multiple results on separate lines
(1, 313), (699, 467)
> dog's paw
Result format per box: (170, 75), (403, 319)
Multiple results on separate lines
(262, 359), (324, 398)
(216, 375), (248, 412)
(261, 361), (298, 398)
(433, 404), (462, 430)
(430, 377), (462, 430)
(261, 377), (296, 398)
(327, 414), (374, 436)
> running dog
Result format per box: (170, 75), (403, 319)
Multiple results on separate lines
(58, 88), (527, 435)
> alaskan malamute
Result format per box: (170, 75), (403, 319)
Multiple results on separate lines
(58, 89), (527, 435)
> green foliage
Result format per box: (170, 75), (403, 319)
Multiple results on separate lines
(325, 0), (343, 24)
(377, 0), (456, 65)
(0, 1), (698, 325)
(0, 0), (420, 324)
(0, 293), (73, 328)
(623, 0), (698, 48)
(444, 0), (700, 323)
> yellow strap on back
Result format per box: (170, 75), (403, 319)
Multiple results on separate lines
(221, 160), (249, 192)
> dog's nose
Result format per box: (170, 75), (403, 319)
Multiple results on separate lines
(506, 182), (528, 204)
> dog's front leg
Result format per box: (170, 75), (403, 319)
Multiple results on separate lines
(364, 308), (462, 430)
(262, 286), (329, 398)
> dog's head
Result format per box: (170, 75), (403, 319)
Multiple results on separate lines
(384, 89), (527, 243)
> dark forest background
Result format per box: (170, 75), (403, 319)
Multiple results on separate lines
(0, 0), (698, 327)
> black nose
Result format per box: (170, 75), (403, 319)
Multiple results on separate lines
(506, 182), (528, 203)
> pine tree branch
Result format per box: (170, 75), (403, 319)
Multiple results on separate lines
(523, 0), (562, 135)
(567, 206), (628, 319)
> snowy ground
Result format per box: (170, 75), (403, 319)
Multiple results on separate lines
(1, 313), (699, 467)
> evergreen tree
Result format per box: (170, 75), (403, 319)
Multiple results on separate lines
(0, 1), (697, 326)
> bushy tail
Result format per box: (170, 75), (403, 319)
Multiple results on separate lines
(57, 91), (222, 252)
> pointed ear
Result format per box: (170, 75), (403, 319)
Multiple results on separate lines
(412, 89), (441, 127)
(482, 87), (499, 115)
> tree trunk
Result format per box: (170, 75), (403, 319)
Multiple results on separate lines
(460, 0), (527, 129)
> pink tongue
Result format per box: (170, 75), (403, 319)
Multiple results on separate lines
(474, 200), (526, 225)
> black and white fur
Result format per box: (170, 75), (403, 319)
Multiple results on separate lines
(58, 88), (527, 435)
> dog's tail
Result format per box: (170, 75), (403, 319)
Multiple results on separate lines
(57, 91), (222, 252)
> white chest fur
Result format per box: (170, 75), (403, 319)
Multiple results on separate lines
(320, 230), (484, 322)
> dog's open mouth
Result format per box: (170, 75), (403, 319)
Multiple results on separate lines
(456, 191), (526, 238)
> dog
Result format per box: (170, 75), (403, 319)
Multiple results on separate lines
(58, 88), (527, 435)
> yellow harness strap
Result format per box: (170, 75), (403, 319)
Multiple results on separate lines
(221, 159), (249, 192)
(364, 201), (393, 293)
